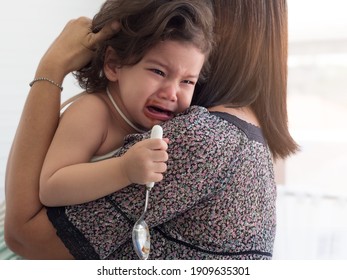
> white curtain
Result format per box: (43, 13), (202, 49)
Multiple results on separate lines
(274, 185), (347, 259)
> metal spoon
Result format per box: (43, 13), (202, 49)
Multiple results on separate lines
(132, 125), (163, 260)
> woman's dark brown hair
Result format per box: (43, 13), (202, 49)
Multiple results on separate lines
(193, 0), (298, 159)
(74, 0), (214, 92)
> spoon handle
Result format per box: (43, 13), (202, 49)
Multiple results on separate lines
(142, 189), (150, 214)
(146, 125), (163, 190)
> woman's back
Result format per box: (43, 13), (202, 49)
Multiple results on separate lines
(47, 106), (276, 259)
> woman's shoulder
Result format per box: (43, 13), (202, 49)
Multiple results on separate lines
(164, 105), (266, 145)
(164, 105), (237, 132)
(161, 105), (229, 142)
(121, 106), (213, 152)
(167, 105), (210, 126)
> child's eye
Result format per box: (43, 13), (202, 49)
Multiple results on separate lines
(181, 80), (195, 85)
(151, 69), (165, 77)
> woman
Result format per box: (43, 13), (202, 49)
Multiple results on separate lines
(4, 0), (298, 259)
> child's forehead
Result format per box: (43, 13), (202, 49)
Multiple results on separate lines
(148, 39), (205, 55)
(141, 40), (206, 73)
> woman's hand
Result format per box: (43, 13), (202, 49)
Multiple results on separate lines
(36, 17), (119, 81)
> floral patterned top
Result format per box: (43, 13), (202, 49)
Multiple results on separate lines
(47, 106), (276, 260)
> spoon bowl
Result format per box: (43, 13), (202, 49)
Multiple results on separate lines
(132, 209), (150, 259)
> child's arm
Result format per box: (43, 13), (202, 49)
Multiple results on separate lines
(39, 94), (168, 207)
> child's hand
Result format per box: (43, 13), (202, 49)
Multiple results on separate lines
(120, 138), (169, 185)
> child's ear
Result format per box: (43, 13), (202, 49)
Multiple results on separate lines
(104, 46), (119, 81)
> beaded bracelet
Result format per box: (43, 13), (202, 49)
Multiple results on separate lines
(29, 77), (63, 91)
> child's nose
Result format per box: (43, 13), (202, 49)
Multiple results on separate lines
(158, 83), (178, 102)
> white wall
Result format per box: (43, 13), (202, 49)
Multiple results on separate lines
(288, 0), (347, 42)
(0, 0), (105, 202)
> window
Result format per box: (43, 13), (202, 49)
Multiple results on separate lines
(274, 0), (347, 259)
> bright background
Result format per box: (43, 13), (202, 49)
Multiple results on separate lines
(1, 0), (347, 259)
(0, 0), (106, 201)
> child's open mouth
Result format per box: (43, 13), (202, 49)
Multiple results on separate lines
(146, 106), (174, 121)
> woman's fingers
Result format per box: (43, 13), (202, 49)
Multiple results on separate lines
(94, 21), (120, 41)
(86, 21), (120, 51)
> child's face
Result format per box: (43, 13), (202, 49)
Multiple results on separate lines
(112, 40), (205, 130)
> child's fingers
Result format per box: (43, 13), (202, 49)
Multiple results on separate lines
(150, 150), (168, 162)
(145, 138), (168, 150)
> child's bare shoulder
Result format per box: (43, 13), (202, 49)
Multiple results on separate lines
(70, 93), (107, 109)
(62, 93), (110, 120)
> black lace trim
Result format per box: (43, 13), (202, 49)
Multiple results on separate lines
(154, 226), (272, 258)
(46, 207), (100, 260)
